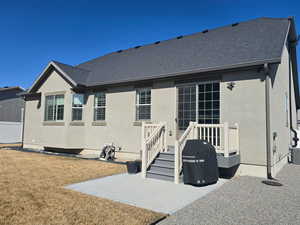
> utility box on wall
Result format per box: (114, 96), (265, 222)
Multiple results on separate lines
(291, 148), (300, 165)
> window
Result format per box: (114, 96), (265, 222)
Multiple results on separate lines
(72, 94), (84, 121)
(136, 88), (151, 120)
(178, 82), (220, 130)
(44, 95), (64, 121)
(198, 82), (220, 124)
(178, 86), (196, 130)
(94, 92), (106, 121)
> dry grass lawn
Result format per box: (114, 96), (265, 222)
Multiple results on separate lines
(0, 149), (165, 225)
(0, 143), (22, 148)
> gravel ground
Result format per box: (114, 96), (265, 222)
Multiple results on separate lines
(159, 164), (300, 225)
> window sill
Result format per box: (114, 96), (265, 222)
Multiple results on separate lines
(69, 121), (85, 126)
(92, 121), (107, 126)
(43, 121), (65, 126)
(133, 121), (152, 126)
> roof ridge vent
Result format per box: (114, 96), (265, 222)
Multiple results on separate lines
(202, 29), (208, 33)
(176, 35), (183, 39)
(134, 45), (141, 49)
(154, 41), (161, 44)
(231, 22), (239, 27)
(117, 50), (123, 53)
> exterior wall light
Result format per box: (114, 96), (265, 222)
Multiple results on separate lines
(227, 82), (236, 90)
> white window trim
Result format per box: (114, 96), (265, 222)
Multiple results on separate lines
(94, 92), (106, 121)
(72, 94), (84, 121)
(136, 88), (152, 121)
(44, 94), (64, 122)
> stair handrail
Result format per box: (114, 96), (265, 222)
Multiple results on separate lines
(141, 122), (167, 178)
(174, 121), (196, 184)
(145, 125), (163, 144)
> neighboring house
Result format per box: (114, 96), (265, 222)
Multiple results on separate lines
(0, 86), (25, 143)
(0, 86), (25, 122)
(23, 17), (299, 181)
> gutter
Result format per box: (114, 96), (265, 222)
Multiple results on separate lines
(264, 63), (272, 179)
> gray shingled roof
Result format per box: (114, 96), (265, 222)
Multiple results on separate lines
(32, 17), (292, 89)
(71, 17), (290, 86)
(52, 61), (90, 85)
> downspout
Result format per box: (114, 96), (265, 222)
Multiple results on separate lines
(264, 63), (273, 179)
(289, 37), (299, 148)
(288, 42), (298, 148)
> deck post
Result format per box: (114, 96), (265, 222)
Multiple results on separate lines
(193, 122), (198, 139)
(224, 122), (229, 157)
(174, 141), (180, 184)
(164, 123), (167, 152)
(235, 122), (240, 155)
(189, 121), (195, 139)
(141, 122), (147, 178)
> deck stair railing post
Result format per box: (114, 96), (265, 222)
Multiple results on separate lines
(174, 121), (239, 184)
(224, 122), (229, 157)
(141, 122), (167, 178)
(235, 123), (240, 155)
(174, 121), (196, 184)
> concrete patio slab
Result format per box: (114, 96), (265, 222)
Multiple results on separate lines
(66, 173), (227, 214)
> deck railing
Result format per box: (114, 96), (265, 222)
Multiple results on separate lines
(174, 121), (239, 183)
(141, 122), (167, 178)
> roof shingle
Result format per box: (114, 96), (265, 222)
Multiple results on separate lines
(73, 17), (290, 86)
(35, 17), (292, 87)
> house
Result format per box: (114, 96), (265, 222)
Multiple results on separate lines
(0, 86), (25, 143)
(0, 86), (25, 122)
(23, 17), (299, 182)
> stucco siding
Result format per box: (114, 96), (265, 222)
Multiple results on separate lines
(221, 70), (267, 166)
(24, 67), (269, 164)
(24, 63), (296, 175)
(84, 86), (141, 155)
(83, 82), (177, 155)
(152, 81), (176, 146)
(24, 70), (72, 148)
(268, 44), (292, 175)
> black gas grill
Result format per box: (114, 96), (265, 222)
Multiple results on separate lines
(182, 139), (219, 186)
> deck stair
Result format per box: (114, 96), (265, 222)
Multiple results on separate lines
(146, 146), (178, 182)
(142, 122), (240, 183)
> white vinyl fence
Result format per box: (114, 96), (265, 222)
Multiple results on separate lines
(0, 121), (23, 143)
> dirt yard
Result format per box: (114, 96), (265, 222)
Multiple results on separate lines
(0, 149), (164, 225)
